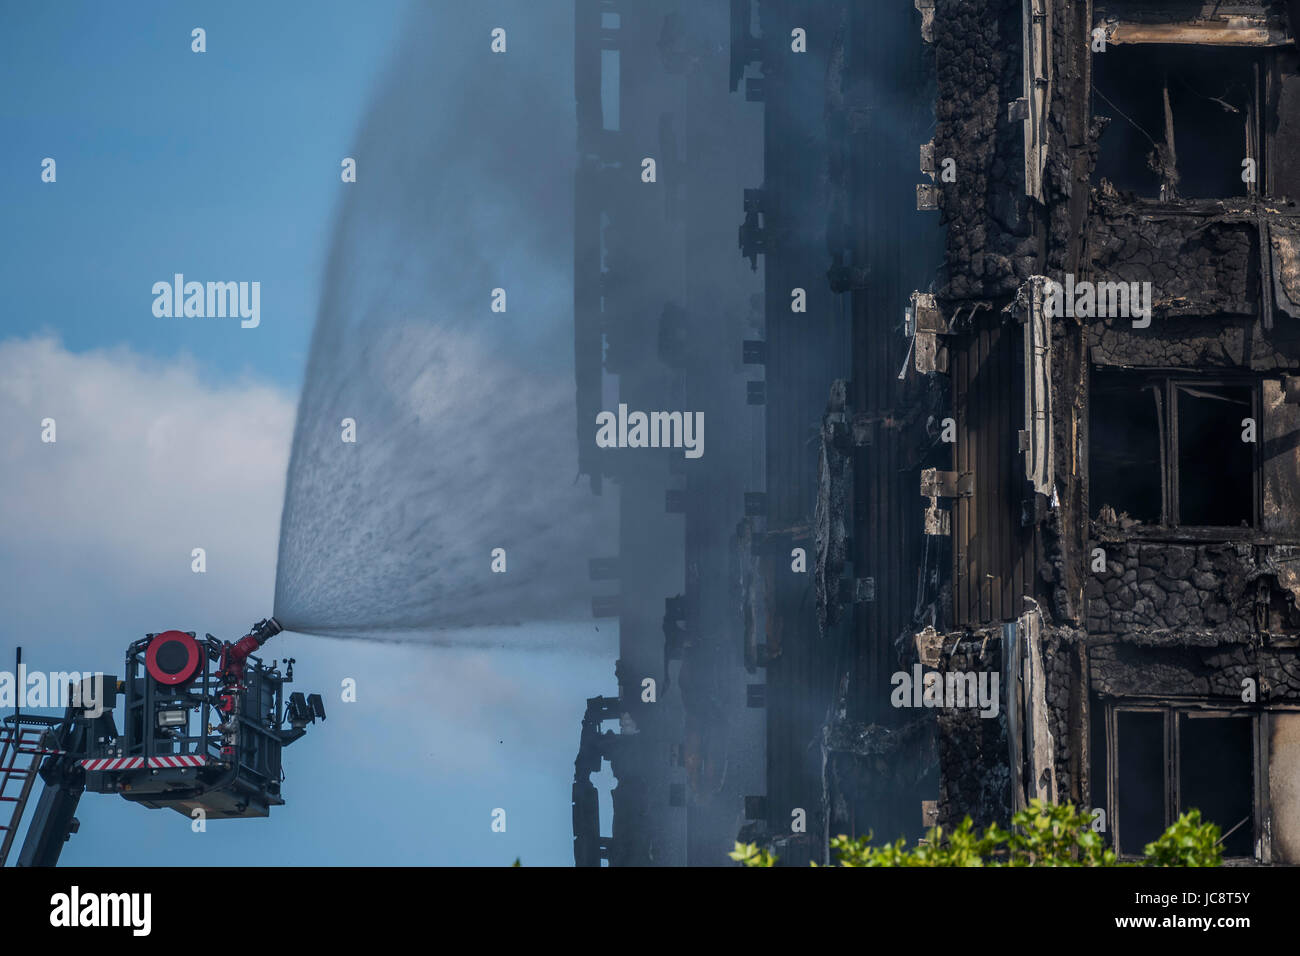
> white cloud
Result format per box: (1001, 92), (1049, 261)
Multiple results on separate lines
(0, 336), (292, 642)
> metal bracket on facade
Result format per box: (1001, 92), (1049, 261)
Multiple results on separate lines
(919, 140), (935, 179)
(914, 625), (944, 667)
(921, 799), (939, 828)
(922, 466), (965, 536)
(921, 468), (974, 499)
(924, 501), (951, 536)
(912, 293), (948, 334)
(915, 332), (948, 373)
(907, 292), (949, 373)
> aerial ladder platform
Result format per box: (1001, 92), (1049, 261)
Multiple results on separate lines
(1, 618), (324, 866)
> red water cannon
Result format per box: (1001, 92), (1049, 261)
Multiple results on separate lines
(218, 617), (283, 713)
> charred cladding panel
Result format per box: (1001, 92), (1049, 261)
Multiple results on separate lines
(951, 313), (1032, 627)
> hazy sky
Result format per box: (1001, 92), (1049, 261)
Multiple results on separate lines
(0, 0), (615, 866)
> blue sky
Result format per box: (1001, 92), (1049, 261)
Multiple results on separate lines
(0, 1), (616, 866)
(0, 0), (409, 386)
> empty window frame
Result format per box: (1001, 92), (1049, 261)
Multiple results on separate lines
(1180, 712), (1255, 857)
(1090, 370), (1257, 529)
(1098, 702), (1258, 860)
(1092, 46), (1262, 200)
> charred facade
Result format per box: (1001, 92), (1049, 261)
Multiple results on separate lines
(917, 0), (1300, 862)
(574, 0), (1300, 866)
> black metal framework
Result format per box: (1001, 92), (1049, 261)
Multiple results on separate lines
(123, 634), (215, 762)
(120, 633), (288, 797)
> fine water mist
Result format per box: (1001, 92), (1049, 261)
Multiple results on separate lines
(274, 2), (615, 639)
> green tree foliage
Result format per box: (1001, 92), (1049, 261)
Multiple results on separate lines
(727, 841), (778, 867)
(1141, 809), (1222, 867)
(730, 800), (1222, 868)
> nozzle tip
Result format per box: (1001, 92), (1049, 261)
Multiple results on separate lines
(249, 617), (284, 644)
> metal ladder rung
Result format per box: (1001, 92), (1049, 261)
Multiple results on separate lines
(0, 728), (49, 866)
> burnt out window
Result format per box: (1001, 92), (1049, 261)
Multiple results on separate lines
(1175, 384), (1253, 526)
(1179, 714), (1254, 858)
(1091, 378), (1163, 523)
(1115, 709), (1165, 855)
(1090, 369), (1257, 529)
(1092, 45), (1261, 200)
(1102, 703), (1258, 860)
